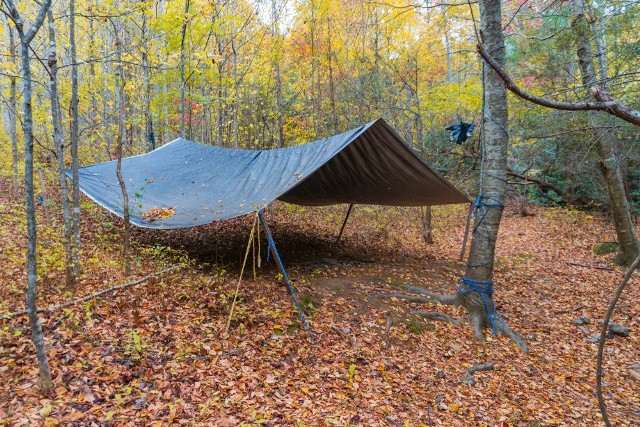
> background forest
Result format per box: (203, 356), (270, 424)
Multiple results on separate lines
(1, 0), (638, 209)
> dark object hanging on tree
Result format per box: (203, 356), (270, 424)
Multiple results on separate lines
(445, 121), (476, 144)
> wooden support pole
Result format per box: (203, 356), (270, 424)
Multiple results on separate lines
(259, 210), (312, 335)
(459, 202), (473, 261)
(336, 204), (354, 243)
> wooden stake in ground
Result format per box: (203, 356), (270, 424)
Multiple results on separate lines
(37, 167), (51, 226)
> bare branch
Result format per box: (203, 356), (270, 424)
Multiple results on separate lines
(507, 168), (566, 199)
(597, 254), (640, 427)
(0, 265), (183, 321)
(476, 43), (640, 127)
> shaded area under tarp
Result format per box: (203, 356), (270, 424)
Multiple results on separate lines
(69, 118), (468, 229)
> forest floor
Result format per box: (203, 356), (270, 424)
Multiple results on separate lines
(1, 185), (639, 426)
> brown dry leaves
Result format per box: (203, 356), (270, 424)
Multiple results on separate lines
(142, 207), (176, 223)
(1, 194), (639, 426)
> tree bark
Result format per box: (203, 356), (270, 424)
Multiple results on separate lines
(47, 9), (74, 287)
(179, 0), (190, 138)
(3, 0), (55, 394)
(141, 12), (155, 152)
(88, 16), (101, 162)
(572, 0), (640, 266)
(69, 0), (81, 277)
(5, 21), (20, 198)
(422, 206), (433, 244)
(461, 0), (526, 351)
(272, 0), (285, 147)
(113, 18), (131, 275)
(231, 0), (239, 149)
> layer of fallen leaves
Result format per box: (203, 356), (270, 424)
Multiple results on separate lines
(1, 185), (639, 426)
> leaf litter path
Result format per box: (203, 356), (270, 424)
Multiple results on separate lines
(1, 196), (639, 426)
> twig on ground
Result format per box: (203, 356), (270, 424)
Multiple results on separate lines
(372, 293), (434, 304)
(0, 265), (184, 321)
(462, 361), (494, 386)
(553, 304), (586, 315)
(567, 261), (612, 271)
(385, 415), (402, 426)
(567, 261), (589, 268)
(411, 310), (462, 326)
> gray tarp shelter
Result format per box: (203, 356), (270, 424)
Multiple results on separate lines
(70, 118), (468, 228)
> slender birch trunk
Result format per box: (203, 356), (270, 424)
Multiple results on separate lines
(459, 0), (526, 350)
(69, 0), (81, 277)
(271, 0), (284, 147)
(88, 17), (101, 162)
(47, 9), (74, 287)
(6, 22), (20, 198)
(3, 0), (54, 394)
(327, 18), (337, 133)
(231, 0), (239, 148)
(179, 0), (190, 138)
(141, 13), (155, 151)
(113, 18), (131, 274)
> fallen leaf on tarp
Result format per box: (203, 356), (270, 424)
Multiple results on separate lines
(142, 207), (176, 222)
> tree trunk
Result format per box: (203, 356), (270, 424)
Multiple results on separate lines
(88, 16), (101, 162)
(141, 13), (155, 151)
(272, 0), (285, 147)
(69, 0), (81, 278)
(231, 0), (239, 149)
(6, 21), (20, 198)
(102, 28), (112, 160)
(327, 18), (337, 133)
(5, 0), (55, 394)
(572, 0), (640, 266)
(113, 18), (131, 275)
(422, 206), (433, 244)
(47, 9), (74, 287)
(460, 0), (525, 350)
(179, 0), (190, 138)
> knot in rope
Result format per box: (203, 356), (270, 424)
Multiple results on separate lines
(458, 276), (494, 295)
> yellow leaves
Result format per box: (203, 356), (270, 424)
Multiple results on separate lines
(0, 61), (19, 78)
(449, 403), (461, 413)
(39, 404), (53, 417)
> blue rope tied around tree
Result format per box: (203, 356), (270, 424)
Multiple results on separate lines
(258, 210), (312, 336)
(463, 193), (506, 335)
(458, 276), (502, 336)
(472, 194), (504, 235)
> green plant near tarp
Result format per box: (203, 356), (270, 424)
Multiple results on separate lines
(124, 328), (146, 361)
(593, 242), (619, 255)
